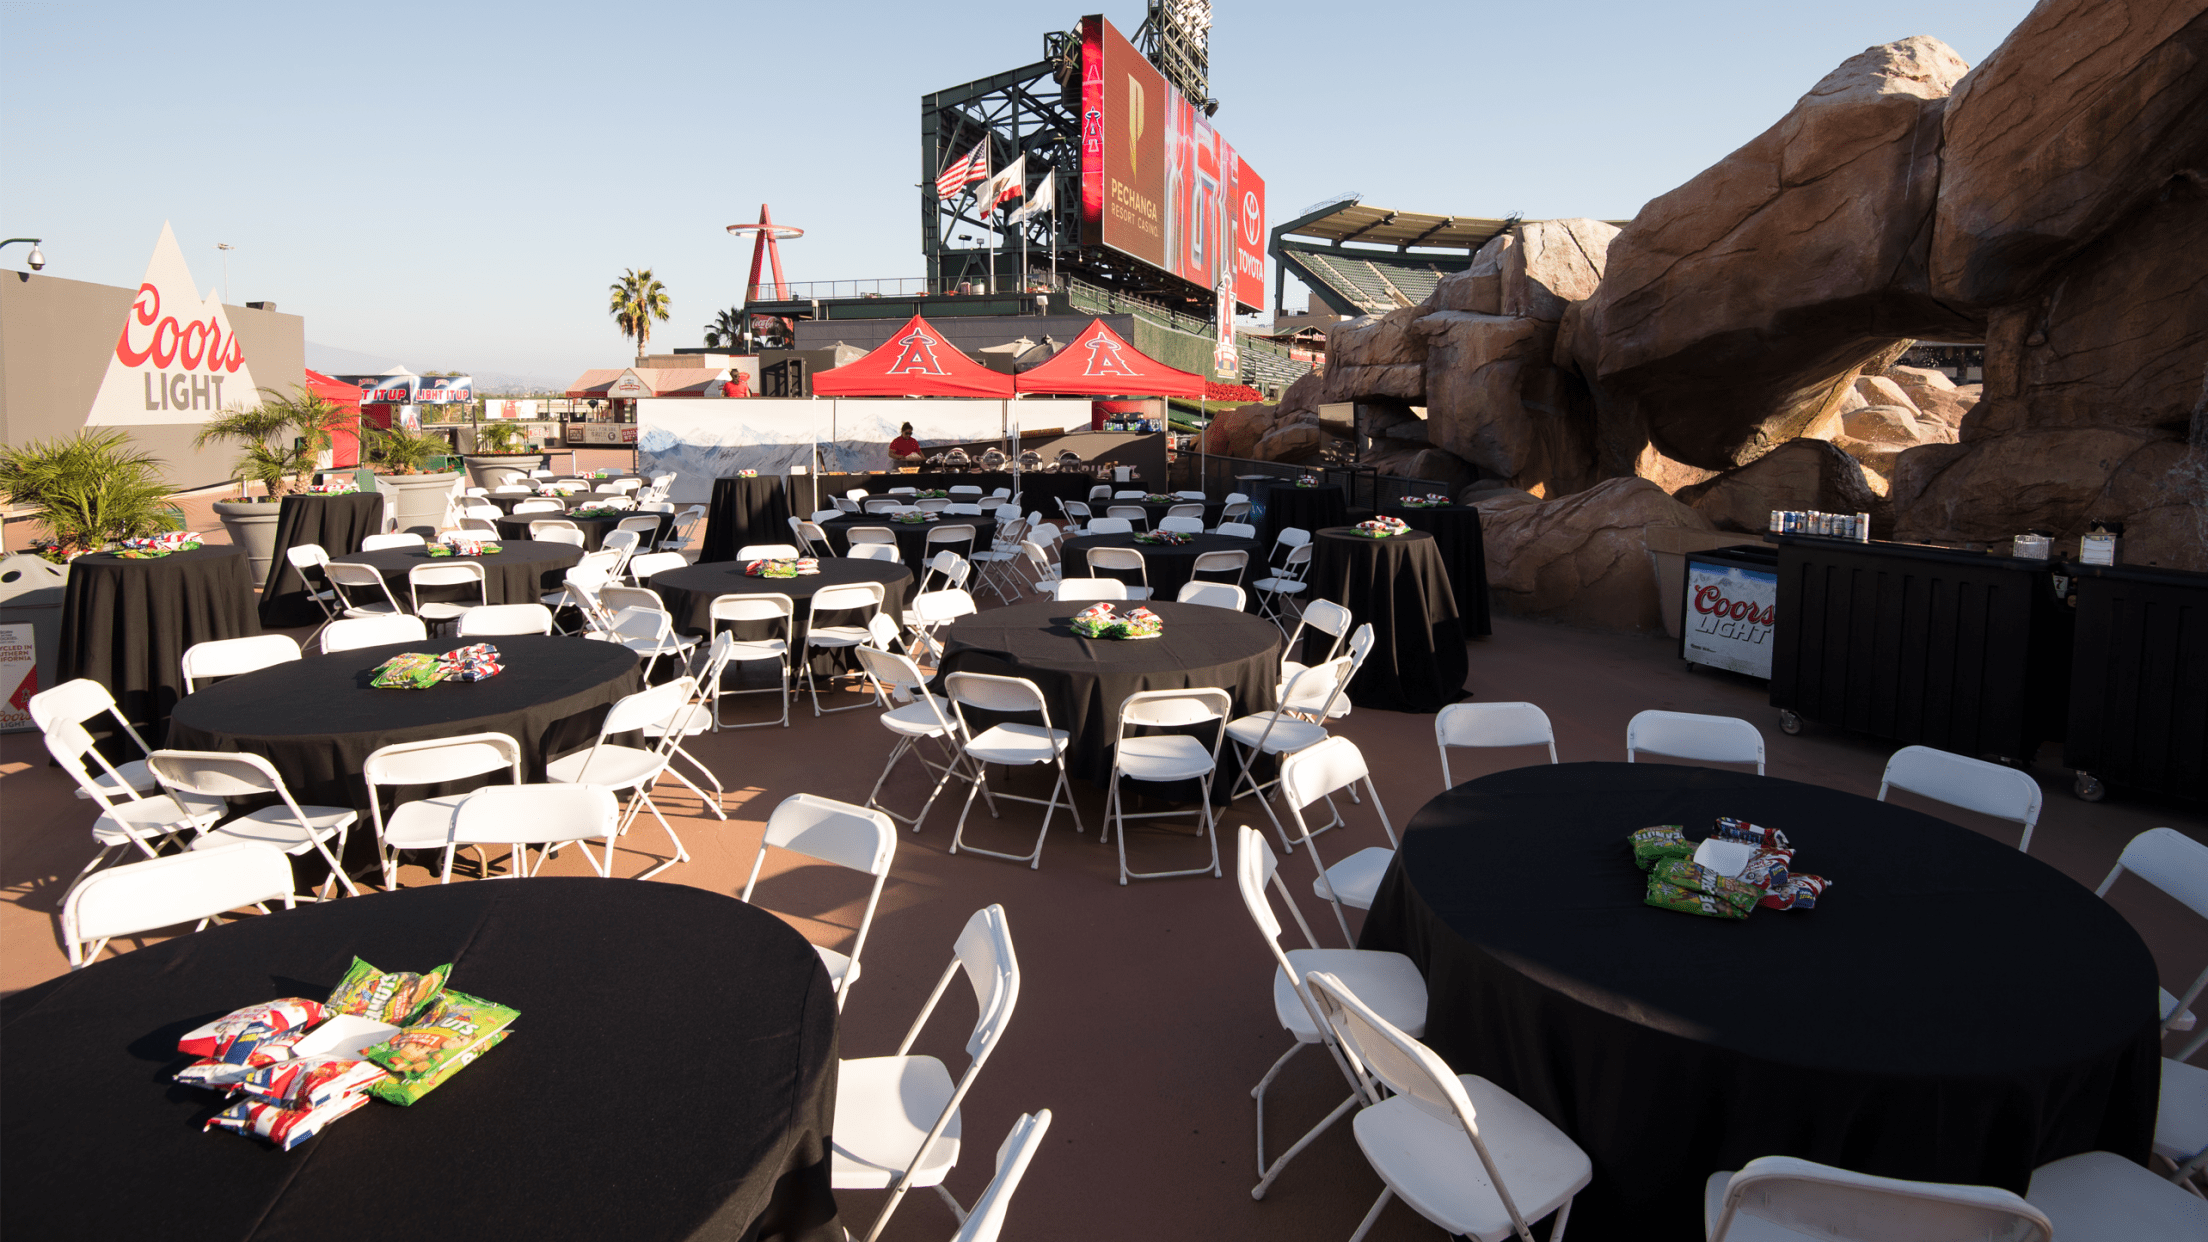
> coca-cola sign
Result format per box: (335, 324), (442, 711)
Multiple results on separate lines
(84, 222), (260, 426)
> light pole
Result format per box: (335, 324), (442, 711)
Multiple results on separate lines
(215, 243), (235, 305)
(2, 238), (45, 271)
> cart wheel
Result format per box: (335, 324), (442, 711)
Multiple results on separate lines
(2073, 772), (2106, 803)
(1778, 710), (1803, 735)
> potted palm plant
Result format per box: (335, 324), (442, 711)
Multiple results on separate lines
(195, 386), (351, 580)
(0, 430), (176, 564)
(366, 424), (464, 535)
(463, 418), (547, 489)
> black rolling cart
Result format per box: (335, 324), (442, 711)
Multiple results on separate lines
(2061, 559), (2208, 802)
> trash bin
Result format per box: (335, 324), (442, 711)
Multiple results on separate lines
(1679, 544), (1780, 679)
(2061, 559), (2208, 801)
(0, 554), (69, 732)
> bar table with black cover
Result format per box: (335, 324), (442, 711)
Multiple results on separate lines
(1259, 480), (1347, 550)
(1380, 500), (1492, 637)
(0, 879), (840, 1242)
(1301, 526), (1467, 713)
(58, 544), (260, 755)
(259, 491), (387, 627)
(1767, 536), (2072, 759)
(2061, 558), (2208, 802)
(698, 474), (794, 564)
(1359, 761), (2158, 1240)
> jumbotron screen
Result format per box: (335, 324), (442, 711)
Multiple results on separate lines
(1078, 14), (1265, 312)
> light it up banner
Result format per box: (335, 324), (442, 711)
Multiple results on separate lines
(84, 222), (259, 426)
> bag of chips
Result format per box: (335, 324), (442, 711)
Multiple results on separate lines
(173, 1026), (315, 1089)
(1644, 877), (1752, 920)
(1652, 858), (1762, 914)
(237, 1056), (389, 1110)
(205, 1091), (372, 1151)
(363, 989), (519, 1103)
(324, 958), (450, 1026)
(366, 1029), (510, 1106)
(368, 652), (442, 690)
(1710, 817), (1790, 851)
(1628, 825), (1695, 871)
(1760, 874), (1830, 911)
(177, 998), (327, 1059)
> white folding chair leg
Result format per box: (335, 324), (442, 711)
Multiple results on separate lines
(865, 734), (970, 834)
(1250, 1040), (1361, 1200)
(658, 746), (728, 820)
(949, 757), (1078, 869)
(614, 784), (690, 880)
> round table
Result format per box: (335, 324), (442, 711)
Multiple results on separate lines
(1382, 502), (1491, 637)
(1358, 762), (2161, 1239)
(493, 511), (671, 553)
(58, 544), (261, 755)
(0, 879), (839, 1242)
(935, 599), (1281, 787)
(1094, 497), (1225, 530)
(1260, 481), (1347, 548)
(481, 491), (631, 514)
(817, 515), (997, 571)
(165, 635), (642, 811)
(259, 493), (387, 627)
(1061, 532), (1257, 605)
(698, 475), (794, 565)
(1304, 527), (1466, 713)
(341, 541), (584, 608)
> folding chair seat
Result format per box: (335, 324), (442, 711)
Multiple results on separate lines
(180, 635), (301, 693)
(2026, 1150), (2206, 1241)
(320, 614), (429, 652)
(152, 749), (361, 897)
(1704, 1155), (2052, 1242)
(942, 672), (1082, 869)
(61, 843), (295, 969)
(1878, 744), (2043, 852)
(1103, 688), (1230, 885)
(1627, 709), (1766, 774)
(363, 732), (522, 887)
(544, 678), (698, 879)
(741, 793), (896, 1010)
(707, 596), (794, 729)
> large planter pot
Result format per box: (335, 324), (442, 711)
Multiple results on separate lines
(212, 499), (285, 583)
(375, 471), (464, 536)
(464, 453), (549, 490)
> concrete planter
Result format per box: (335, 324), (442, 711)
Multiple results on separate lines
(212, 499), (285, 583)
(375, 471), (463, 535)
(464, 453), (549, 490)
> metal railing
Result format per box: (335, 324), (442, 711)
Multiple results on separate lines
(1180, 452), (1452, 514)
(758, 278), (931, 301)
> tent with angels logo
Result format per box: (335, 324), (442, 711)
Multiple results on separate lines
(1011, 317), (1207, 398)
(809, 313), (1014, 398)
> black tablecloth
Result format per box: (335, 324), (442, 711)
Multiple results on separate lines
(1359, 762), (2160, 1239)
(1383, 503), (1491, 638)
(936, 599), (1280, 787)
(341, 541), (584, 608)
(481, 491), (630, 514)
(259, 493), (387, 627)
(165, 635), (641, 810)
(1093, 497), (1226, 530)
(817, 516), (997, 571)
(653, 558), (912, 690)
(1304, 527), (1466, 713)
(493, 512), (672, 553)
(0, 879), (839, 1242)
(699, 476), (794, 565)
(1260, 482), (1347, 548)
(58, 545), (261, 754)
(1062, 532), (1257, 604)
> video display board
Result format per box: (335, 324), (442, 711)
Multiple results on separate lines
(1079, 14), (1265, 312)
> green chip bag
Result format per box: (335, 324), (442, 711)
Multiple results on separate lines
(1652, 858), (1763, 914)
(368, 653), (442, 690)
(325, 957), (450, 1026)
(1645, 877), (1751, 920)
(365, 1030), (510, 1106)
(1628, 825), (1694, 871)
(364, 989), (520, 1103)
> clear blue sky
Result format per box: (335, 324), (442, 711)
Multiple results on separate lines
(0, 0), (2034, 382)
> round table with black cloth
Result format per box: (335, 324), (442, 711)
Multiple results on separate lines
(1061, 532), (1259, 605)
(481, 490), (634, 514)
(935, 599), (1280, 789)
(493, 511), (671, 553)
(1101, 497), (1226, 530)
(0, 878), (839, 1242)
(699, 475), (794, 564)
(1381, 502), (1491, 637)
(58, 545), (261, 756)
(258, 492), (387, 627)
(653, 556), (913, 639)
(1302, 527), (1466, 713)
(816, 515), (998, 571)
(1358, 762), (2160, 1239)
(342, 540), (584, 608)
(1259, 481), (1348, 549)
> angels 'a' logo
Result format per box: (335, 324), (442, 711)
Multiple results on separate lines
(1082, 335), (1142, 379)
(887, 329), (949, 375)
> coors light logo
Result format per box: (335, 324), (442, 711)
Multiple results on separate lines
(84, 222), (260, 426)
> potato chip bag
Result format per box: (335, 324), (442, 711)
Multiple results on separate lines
(174, 1026), (314, 1090)
(1652, 858), (1763, 914)
(324, 957), (449, 1026)
(366, 1029), (510, 1106)
(176, 998), (327, 1059)
(1645, 877), (1752, 920)
(205, 1090), (372, 1151)
(1628, 825), (1694, 871)
(237, 1057), (389, 1110)
(365, 989), (518, 1086)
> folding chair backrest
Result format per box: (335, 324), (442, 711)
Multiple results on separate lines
(1216, 521), (1257, 539)
(1436, 702), (1558, 785)
(1086, 547), (1144, 573)
(625, 552), (688, 581)
(847, 525), (896, 544)
(364, 732), (521, 789)
(1159, 515), (1206, 534)
(1708, 1156), (2051, 1242)
(1190, 549), (1247, 580)
(63, 842), (294, 966)
(616, 515), (662, 535)
(856, 644), (938, 708)
(512, 498), (563, 514)
(44, 718), (137, 812)
(147, 748), (286, 800)
(1279, 735), (1373, 814)
(928, 524), (977, 550)
(1280, 655), (1354, 717)
(738, 543), (802, 560)
(182, 635), (301, 689)
(600, 677), (699, 738)
(911, 589), (978, 627)
(1289, 599), (1353, 652)
(1054, 577), (1127, 601)
(409, 561), (485, 590)
(597, 584), (665, 616)
(28, 678), (135, 744)
(2098, 826), (2208, 917)
(1119, 686), (1229, 736)
(1879, 745), (2041, 827)
(451, 783), (620, 848)
(811, 581), (886, 617)
(1085, 518), (1133, 535)
(361, 532), (424, 550)
(532, 523), (585, 547)
(1106, 505), (1145, 522)
(576, 548), (625, 577)
(945, 671), (1050, 721)
(1235, 826), (1322, 957)
(710, 591), (794, 626)
(286, 543), (330, 573)
(602, 528), (642, 556)
(1627, 709), (1765, 771)
(757, 792), (896, 876)
(948, 904), (1020, 1061)
(1176, 582), (1245, 609)
(322, 614), (429, 652)
(840, 542), (895, 563)
(1277, 527), (1313, 549)
(1168, 502), (1205, 516)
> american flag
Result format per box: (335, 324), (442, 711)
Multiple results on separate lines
(935, 141), (988, 199)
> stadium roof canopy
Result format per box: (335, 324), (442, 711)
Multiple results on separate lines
(1272, 198), (1519, 253)
(1269, 195), (1629, 319)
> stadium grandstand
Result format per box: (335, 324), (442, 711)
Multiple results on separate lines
(1270, 195), (1512, 317)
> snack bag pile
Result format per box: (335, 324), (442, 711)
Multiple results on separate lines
(736, 469), (759, 478)
(369, 645), (504, 689)
(115, 531), (203, 559)
(1143, 493), (1178, 504)
(894, 512), (933, 524)
(307, 480), (359, 495)
(1069, 602), (1163, 639)
(1134, 530), (1194, 545)
(1354, 517), (1411, 538)
(177, 958), (514, 1150)
(434, 644), (503, 682)
(569, 505), (624, 519)
(746, 558), (798, 579)
(1628, 819), (1830, 919)
(430, 534), (500, 558)
(1294, 475), (1320, 488)
(1400, 493), (1451, 508)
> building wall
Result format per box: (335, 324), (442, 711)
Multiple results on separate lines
(0, 272), (305, 489)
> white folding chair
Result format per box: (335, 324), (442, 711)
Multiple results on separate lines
(1190, 548), (1248, 586)
(1175, 490), (1207, 501)
(61, 843), (295, 969)
(625, 551), (688, 583)
(662, 504), (708, 551)
(443, 783), (622, 882)
(1106, 504), (1149, 530)
(363, 732), (521, 887)
(1436, 702), (1559, 787)
(323, 561), (408, 619)
(865, 498), (904, 514)
(2095, 827), (2208, 1060)
(914, 498), (953, 514)
(951, 1110), (1051, 1242)
(942, 672), (1083, 869)
(1253, 538), (1314, 628)
(738, 543), (803, 560)
(512, 498), (563, 515)
(180, 634), (301, 693)
(455, 604), (553, 637)
(803, 581), (889, 716)
(910, 549), (970, 601)
(1707, 1155), (2051, 1242)
(598, 527), (644, 577)
(2026, 1150), (2208, 1240)
(530, 520), (585, 547)
(42, 711), (223, 881)
(283, 543), (343, 638)
(360, 532), (425, 551)
(590, 585), (698, 679)
(1084, 517), (1134, 536)
(1058, 499), (1092, 531)
(1878, 744), (2043, 852)
(1052, 577), (1127, 602)
(639, 647), (731, 820)
(1176, 581), (1246, 610)
(855, 644), (972, 835)
(847, 524), (898, 549)
(1020, 541), (1062, 594)
(1236, 827), (1428, 1200)
(1277, 599), (1353, 698)
(948, 485), (983, 498)
(926, 524), (979, 566)
(1215, 521), (1258, 539)
(30, 678), (158, 804)
(545, 677), (698, 879)
(1103, 687), (1230, 885)
(1159, 514), (1208, 535)
(543, 561), (614, 633)
(1307, 969), (1592, 1242)
(1083, 546), (1152, 599)
(905, 589), (979, 664)
(408, 560), (488, 632)
(706, 596), (794, 729)
(614, 515), (662, 548)
(740, 793), (896, 1011)
(1226, 656), (1356, 850)
(1276, 737), (1398, 944)
(1626, 709), (1766, 774)
(456, 516), (500, 536)
(149, 749), (361, 897)
(833, 905), (1020, 1242)
(848, 542), (904, 564)
(319, 614), (429, 653)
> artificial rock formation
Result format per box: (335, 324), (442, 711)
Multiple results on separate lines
(1473, 478), (1716, 630)
(1416, 313), (1596, 497)
(1676, 438), (1891, 534)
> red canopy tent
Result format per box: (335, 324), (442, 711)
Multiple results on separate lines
(811, 313), (1013, 398)
(1012, 318), (1206, 398)
(304, 368), (364, 468)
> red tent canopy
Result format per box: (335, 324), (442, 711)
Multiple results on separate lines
(303, 369), (365, 468)
(1014, 318), (1207, 398)
(304, 368), (362, 411)
(811, 313), (1013, 398)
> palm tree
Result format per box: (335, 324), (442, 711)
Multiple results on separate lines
(193, 385), (352, 500)
(704, 306), (745, 350)
(609, 268), (672, 364)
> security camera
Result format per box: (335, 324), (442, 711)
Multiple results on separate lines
(27, 245), (44, 271)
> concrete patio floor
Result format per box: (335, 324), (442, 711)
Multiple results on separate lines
(3, 524), (2200, 1240)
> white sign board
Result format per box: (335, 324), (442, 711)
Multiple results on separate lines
(0, 623), (36, 731)
(84, 223), (261, 426)
(1682, 558), (1777, 679)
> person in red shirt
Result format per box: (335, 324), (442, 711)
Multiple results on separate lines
(889, 422), (922, 461)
